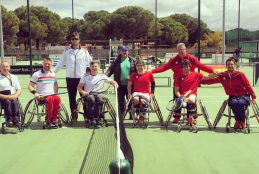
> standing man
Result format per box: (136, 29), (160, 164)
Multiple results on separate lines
(28, 58), (61, 129)
(54, 32), (92, 115)
(151, 43), (216, 123)
(201, 58), (256, 129)
(105, 46), (137, 118)
(0, 61), (22, 125)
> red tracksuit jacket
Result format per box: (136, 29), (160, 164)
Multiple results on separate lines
(151, 53), (214, 80)
(200, 70), (256, 99)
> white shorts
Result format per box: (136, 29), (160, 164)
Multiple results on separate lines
(132, 92), (150, 103)
(187, 95), (197, 103)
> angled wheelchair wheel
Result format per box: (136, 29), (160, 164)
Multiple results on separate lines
(213, 100), (228, 128)
(151, 97), (164, 126)
(198, 99), (213, 129)
(226, 123), (230, 132)
(2, 126), (6, 134)
(70, 98), (83, 126)
(58, 102), (69, 124)
(122, 96), (133, 120)
(22, 99), (37, 127)
(251, 102), (259, 123)
(18, 101), (24, 119)
(103, 97), (116, 122)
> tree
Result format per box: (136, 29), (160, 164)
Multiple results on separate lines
(62, 17), (84, 40)
(108, 6), (155, 40)
(78, 10), (112, 40)
(14, 6), (68, 49)
(1, 6), (20, 48)
(157, 17), (188, 46)
(170, 14), (210, 45)
(204, 30), (222, 47)
(192, 40), (207, 49)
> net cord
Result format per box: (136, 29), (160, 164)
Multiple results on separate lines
(115, 87), (125, 173)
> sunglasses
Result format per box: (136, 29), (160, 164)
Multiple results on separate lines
(71, 38), (79, 41)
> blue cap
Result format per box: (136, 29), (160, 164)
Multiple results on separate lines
(121, 46), (129, 51)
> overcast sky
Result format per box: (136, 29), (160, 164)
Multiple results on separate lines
(1, 0), (259, 31)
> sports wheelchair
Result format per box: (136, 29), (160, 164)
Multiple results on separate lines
(22, 99), (69, 129)
(70, 96), (116, 128)
(0, 99), (24, 133)
(122, 95), (164, 128)
(213, 99), (259, 133)
(165, 99), (213, 133)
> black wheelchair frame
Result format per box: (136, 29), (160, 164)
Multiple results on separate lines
(122, 95), (164, 128)
(0, 99), (24, 133)
(165, 99), (213, 133)
(70, 96), (116, 128)
(213, 99), (259, 133)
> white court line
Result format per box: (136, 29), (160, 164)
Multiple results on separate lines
(123, 125), (259, 129)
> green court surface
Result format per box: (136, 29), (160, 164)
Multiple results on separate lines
(0, 61), (259, 174)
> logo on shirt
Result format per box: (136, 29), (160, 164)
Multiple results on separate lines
(136, 76), (138, 78)
(69, 51), (72, 54)
(80, 52), (82, 55)
(176, 62), (178, 64)
(182, 78), (184, 80)
(223, 77), (226, 80)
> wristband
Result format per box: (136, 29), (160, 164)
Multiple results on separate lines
(31, 90), (36, 94)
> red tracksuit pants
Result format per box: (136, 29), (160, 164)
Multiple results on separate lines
(41, 95), (61, 123)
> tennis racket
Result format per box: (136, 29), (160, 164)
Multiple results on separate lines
(40, 92), (68, 98)
(166, 90), (192, 112)
(89, 79), (111, 94)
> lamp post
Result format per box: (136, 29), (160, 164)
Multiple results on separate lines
(155, 0), (157, 67)
(237, 0), (240, 62)
(0, 5), (4, 62)
(72, 0), (74, 32)
(27, 0), (32, 76)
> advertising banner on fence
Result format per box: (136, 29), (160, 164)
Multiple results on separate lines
(10, 65), (42, 75)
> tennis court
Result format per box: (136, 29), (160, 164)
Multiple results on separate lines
(0, 59), (258, 174)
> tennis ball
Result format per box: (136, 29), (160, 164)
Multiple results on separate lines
(182, 102), (187, 107)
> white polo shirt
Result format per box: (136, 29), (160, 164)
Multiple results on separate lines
(0, 73), (21, 95)
(80, 72), (111, 93)
(30, 70), (57, 96)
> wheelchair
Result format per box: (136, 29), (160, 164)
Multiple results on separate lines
(70, 96), (116, 128)
(22, 98), (69, 129)
(213, 99), (259, 133)
(0, 99), (25, 133)
(122, 95), (164, 128)
(165, 99), (213, 133)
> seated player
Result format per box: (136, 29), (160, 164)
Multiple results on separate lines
(127, 59), (155, 123)
(28, 58), (61, 129)
(77, 61), (118, 124)
(201, 58), (256, 129)
(174, 59), (221, 126)
(0, 61), (22, 125)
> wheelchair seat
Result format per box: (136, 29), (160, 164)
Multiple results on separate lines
(22, 98), (69, 129)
